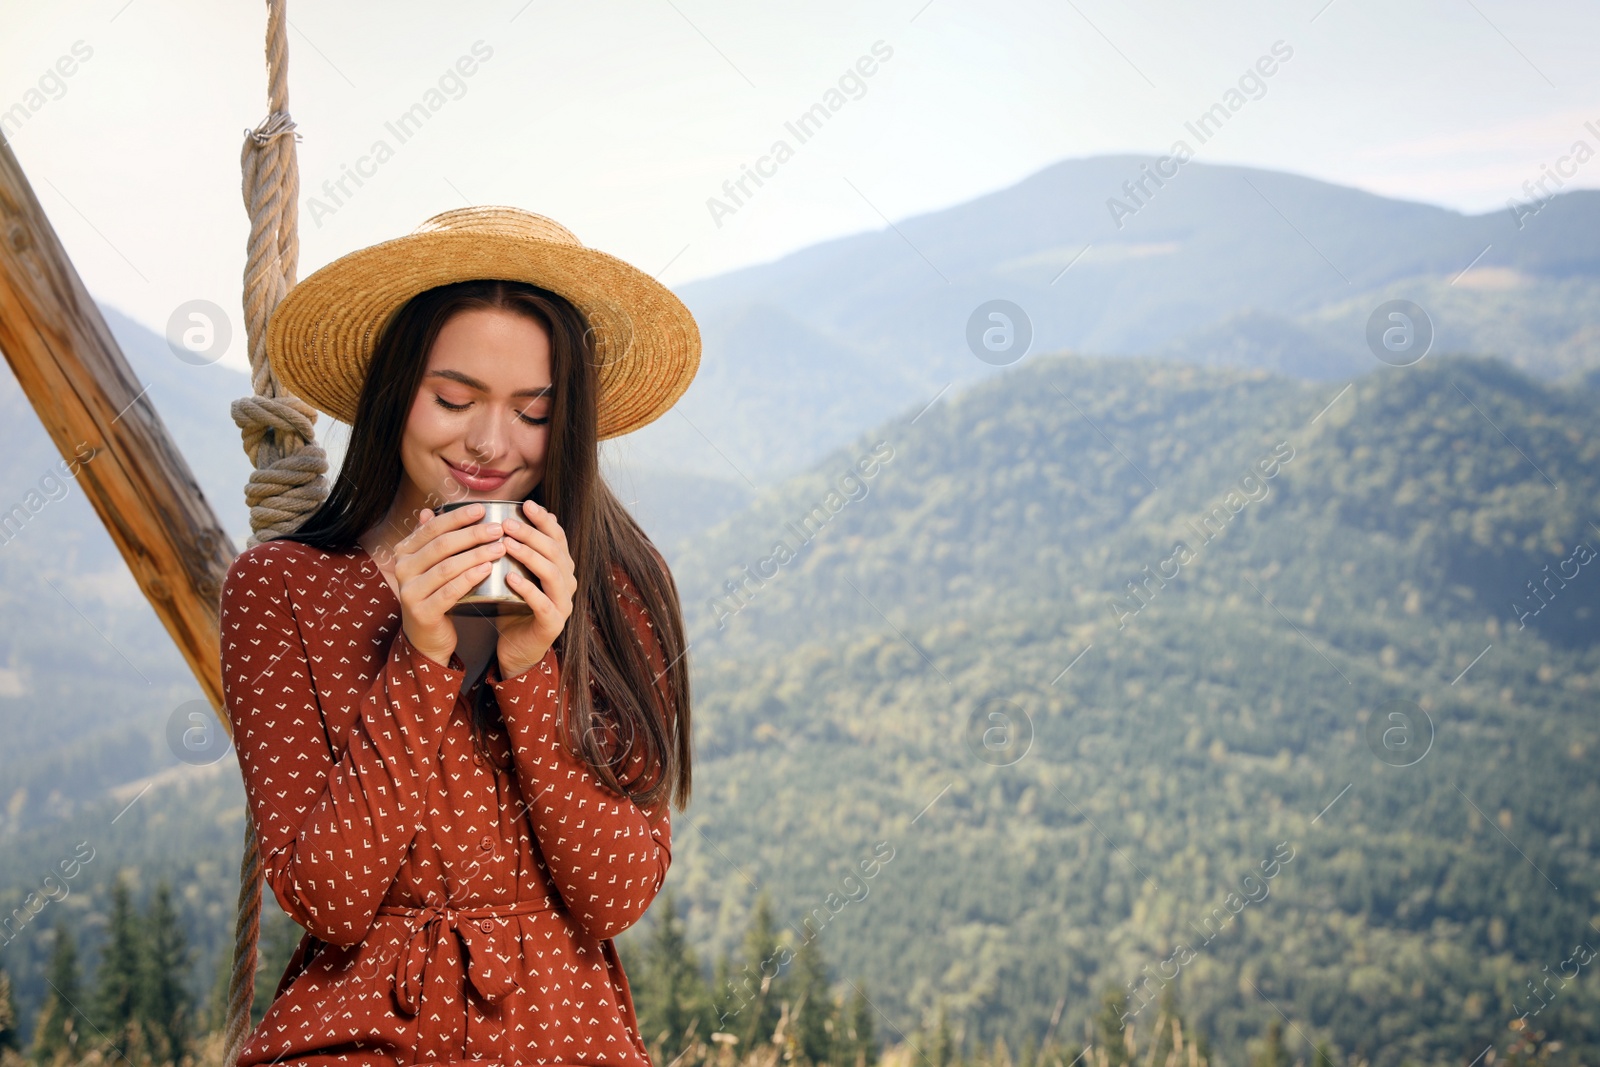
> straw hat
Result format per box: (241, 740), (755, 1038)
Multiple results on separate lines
(266, 206), (700, 438)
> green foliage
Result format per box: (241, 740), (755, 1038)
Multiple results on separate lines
(1094, 988), (1131, 1067)
(30, 926), (81, 1063)
(631, 890), (717, 1062)
(91, 880), (141, 1059)
(0, 969), (17, 1052)
(24, 880), (197, 1066)
(791, 934), (835, 1065)
(837, 984), (877, 1067)
(135, 884), (188, 1064)
(1251, 1019), (1288, 1067)
(728, 893), (784, 1050)
(929, 1005), (955, 1067)
(663, 354), (1600, 1064)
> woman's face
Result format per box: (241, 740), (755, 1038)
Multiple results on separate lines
(398, 305), (554, 506)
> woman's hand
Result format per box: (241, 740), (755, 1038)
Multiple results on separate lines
(395, 503), (508, 668)
(495, 498), (577, 678)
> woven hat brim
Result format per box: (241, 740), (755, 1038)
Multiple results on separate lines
(265, 230), (699, 439)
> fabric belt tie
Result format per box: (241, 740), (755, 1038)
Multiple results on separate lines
(377, 900), (550, 1015)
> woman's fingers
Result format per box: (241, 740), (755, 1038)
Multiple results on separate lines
(502, 536), (574, 608)
(408, 538), (505, 605)
(395, 504), (479, 566)
(504, 567), (557, 617)
(503, 513), (572, 571)
(396, 505), (502, 598)
(501, 533), (551, 575)
(422, 558), (499, 615)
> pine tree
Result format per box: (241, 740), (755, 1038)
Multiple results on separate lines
(839, 983), (876, 1067)
(138, 882), (191, 1064)
(205, 941), (228, 1036)
(1252, 1019), (1289, 1067)
(1148, 985), (1185, 1066)
(1094, 986), (1131, 1067)
(93, 877), (144, 1060)
(32, 924), (83, 1063)
(711, 950), (739, 1036)
(634, 891), (714, 1062)
(930, 1004), (954, 1067)
(732, 893), (784, 1049)
(0, 967), (19, 1052)
(790, 934), (834, 1065)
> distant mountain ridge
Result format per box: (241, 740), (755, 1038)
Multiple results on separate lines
(633, 156), (1600, 484)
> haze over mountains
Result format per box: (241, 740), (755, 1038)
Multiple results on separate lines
(1, 156), (1598, 1064)
(626, 156), (1600, 485)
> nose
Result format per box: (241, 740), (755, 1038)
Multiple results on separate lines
(462, 406), (509, 463)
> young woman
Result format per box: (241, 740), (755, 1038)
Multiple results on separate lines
(219, 208), (698, 1067)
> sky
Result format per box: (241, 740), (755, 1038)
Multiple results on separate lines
(2, 0), (1598, 376)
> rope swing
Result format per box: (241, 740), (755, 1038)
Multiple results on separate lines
(224, 3), (329, 1064)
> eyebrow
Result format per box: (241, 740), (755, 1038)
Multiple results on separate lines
(426, 369), (552, 398)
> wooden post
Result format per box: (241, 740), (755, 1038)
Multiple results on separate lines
(0, 134), (234, 719)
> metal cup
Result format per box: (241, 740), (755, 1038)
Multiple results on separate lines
(438, 499), (536, 616)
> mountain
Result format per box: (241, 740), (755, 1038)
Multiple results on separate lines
(654, 351), (1600, 1064)
(631, 157), (1600, 483)
(3, 348), (1596, 1065)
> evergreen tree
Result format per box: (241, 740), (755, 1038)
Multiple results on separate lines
(205, 942), (232, 1037)
(0, 967), (18, 1052)
(929, 1004), (954, 1067)
(93, 877), (144, 1060)
(731, 893), (784, 1050)
(1252, 1019), (1289, 1067)
(1148, 985), (1184, 1066)
(839, 983), (877, 1067)
(32, 924), (84, 1064)
(633, 891), (714, 1062)
(138, 882), (191, 1064)
(790, 934), (834, 1065)
(1094, 986), (1131, 1067)
(711, 950), (739, 1036)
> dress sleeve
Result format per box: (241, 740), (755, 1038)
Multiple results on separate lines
(492, 565), (675, 942)
(220, 544), (467, 947)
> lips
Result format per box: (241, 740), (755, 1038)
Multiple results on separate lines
(445, 458), (513, 493)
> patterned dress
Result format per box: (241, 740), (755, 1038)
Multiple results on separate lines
(219, 538), (675, 1067)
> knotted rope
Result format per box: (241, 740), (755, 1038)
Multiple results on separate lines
(224, 4), (329, 1066)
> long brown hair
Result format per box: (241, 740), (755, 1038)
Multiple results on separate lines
(277, 279), (691, 810)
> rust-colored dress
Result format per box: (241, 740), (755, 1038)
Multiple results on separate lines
(219, 538), (675, 1067)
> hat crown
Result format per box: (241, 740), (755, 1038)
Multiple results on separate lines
(412, 206), (583, 247)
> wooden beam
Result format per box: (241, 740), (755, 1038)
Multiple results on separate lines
(0, 134), (235, 721)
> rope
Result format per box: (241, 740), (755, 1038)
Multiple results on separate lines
(225, 4), (329, 1065)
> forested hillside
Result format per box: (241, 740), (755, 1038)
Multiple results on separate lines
(1, 352), (1596, 1066)
(662, 352), (1600, 1064)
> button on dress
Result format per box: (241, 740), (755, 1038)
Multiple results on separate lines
(219, 539), (676, 1067)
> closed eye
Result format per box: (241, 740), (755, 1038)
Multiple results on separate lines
(434, 394), (549, 426)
